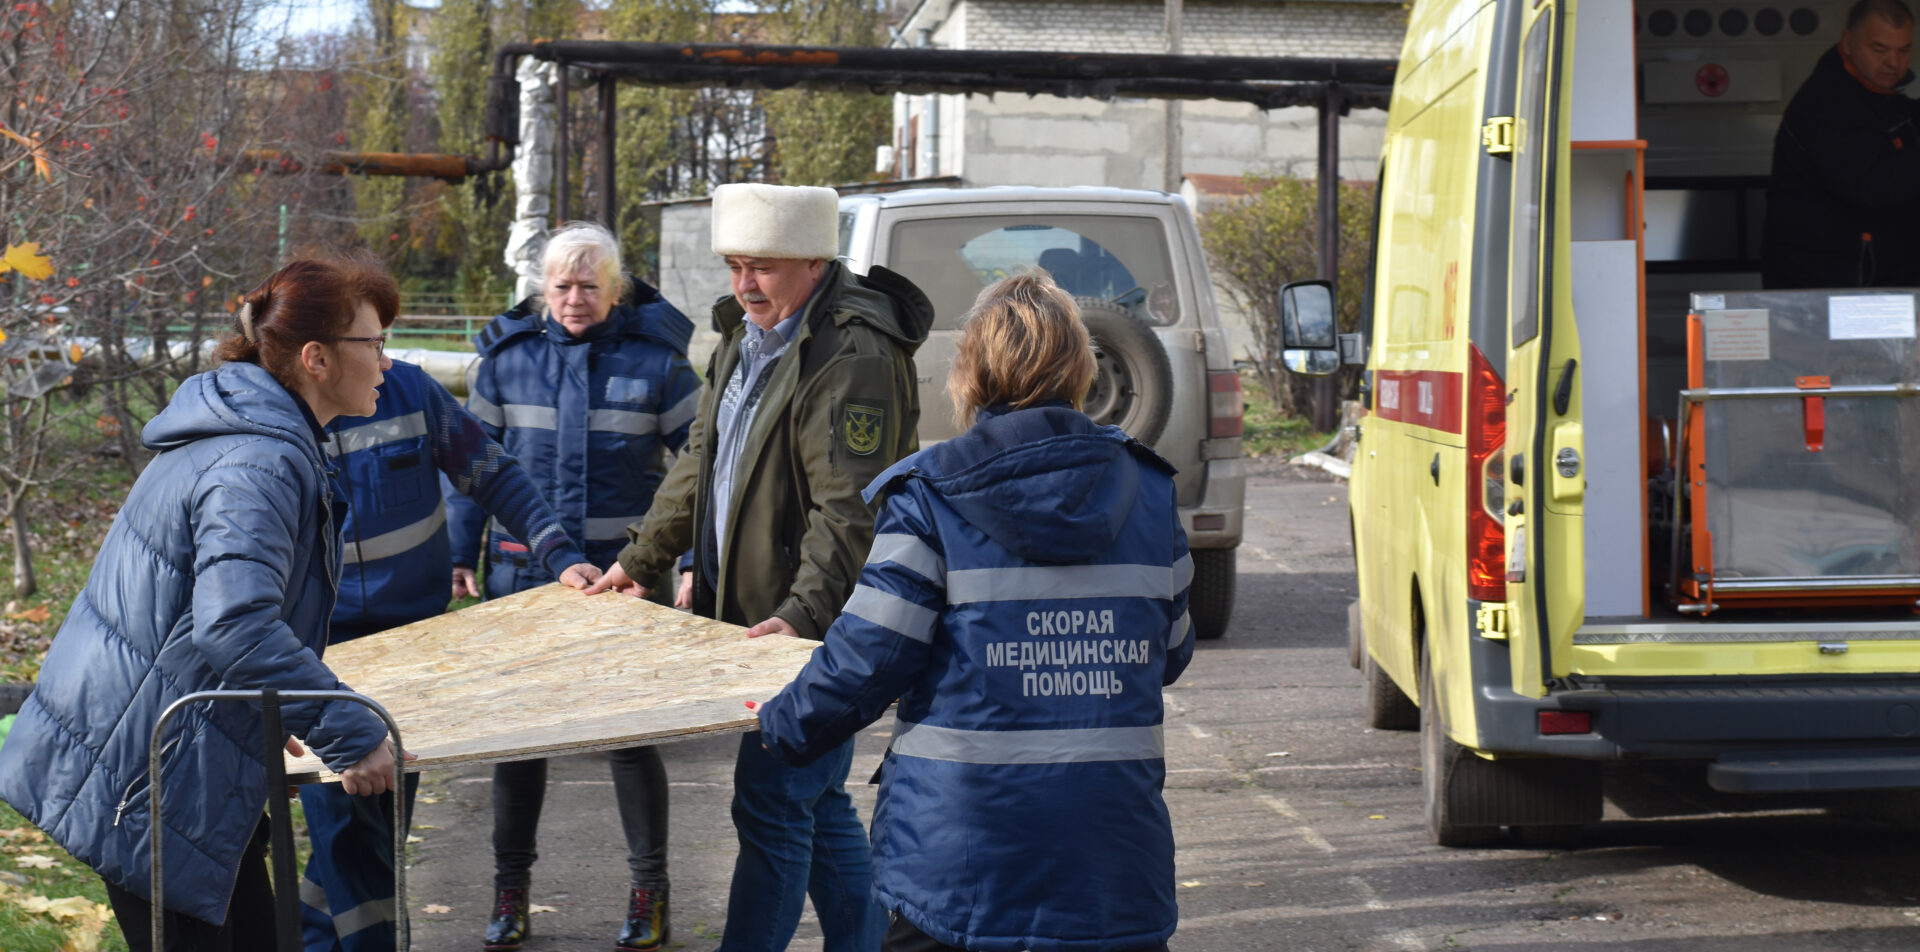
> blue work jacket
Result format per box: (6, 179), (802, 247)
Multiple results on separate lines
(757, 404), (1194, 952)
(0, 362), (389, 926)
(447, 279), (699, 595)
(328, 361), (586, 637)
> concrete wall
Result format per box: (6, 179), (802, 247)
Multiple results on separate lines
(657, 200), (730, 374)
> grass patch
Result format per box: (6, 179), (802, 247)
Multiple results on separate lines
(0, 802), (128, 952)
(387, 334), (478, 353)
(1240, 373), (1334, 459)
(1, 444), (140, 684)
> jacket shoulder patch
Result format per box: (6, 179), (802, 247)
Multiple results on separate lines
(843, 403), (885, 456)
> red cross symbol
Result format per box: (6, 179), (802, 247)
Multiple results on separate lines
(1696, 63), (1730, 97)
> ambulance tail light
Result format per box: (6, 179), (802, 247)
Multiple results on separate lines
(1208, 371), (1243, 438)
(1467, 344), (1507, 602)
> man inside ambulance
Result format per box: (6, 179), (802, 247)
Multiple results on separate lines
(1763, 0), (1920, 289)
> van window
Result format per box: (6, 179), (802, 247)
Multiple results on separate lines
(839, 210), (857, 257)
(1509, 9), (1557, 346)
(888, 214), (1180, 329)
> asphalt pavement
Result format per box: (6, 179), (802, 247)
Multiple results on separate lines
(401, 460), (1920, 951)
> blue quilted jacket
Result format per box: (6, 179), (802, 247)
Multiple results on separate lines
(328, 361), (586, 637)
(757, 404), (1194, 951)
(447, 279), (700, 594)
(0, 361), (390, 926)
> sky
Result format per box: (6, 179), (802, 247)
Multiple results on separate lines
(261, 0), (369, 38)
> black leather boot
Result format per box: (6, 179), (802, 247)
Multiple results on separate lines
(482, 887), (531, 951)
(614, 884), (669, 952)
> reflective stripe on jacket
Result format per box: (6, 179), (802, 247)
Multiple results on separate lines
(446, 278), (699, 580)
(328, 361), (587, 636)
(0, 362), (389, 925)
(758, 404), (1193, 951)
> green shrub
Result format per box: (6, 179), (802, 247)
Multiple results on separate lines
(1198, 174), (1374, 418)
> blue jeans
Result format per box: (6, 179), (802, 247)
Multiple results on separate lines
(718, 732), (884, 952)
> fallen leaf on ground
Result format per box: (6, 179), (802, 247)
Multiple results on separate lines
(15, 854), (57, 869)
(528, 904), (558, 914)
(422, 904), (452, 914)
(406, 835), (424, 844)
(5, 605), (50, 623)
(1367, 814), (1386, 820)
(19, 894), (102, 919)
(1179, 880), (1203, 888)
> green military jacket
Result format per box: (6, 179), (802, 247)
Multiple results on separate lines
(618, 261), (933, 639)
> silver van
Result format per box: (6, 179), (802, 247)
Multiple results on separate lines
(839, 187), (1244, 639)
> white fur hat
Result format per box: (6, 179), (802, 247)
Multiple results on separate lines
(711, 183), (840, 260)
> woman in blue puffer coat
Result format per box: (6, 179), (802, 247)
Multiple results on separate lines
(755, 271), (1195, 952)
(0, 256), (406, 951)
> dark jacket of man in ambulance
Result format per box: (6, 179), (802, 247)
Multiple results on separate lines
(1764, 0), (1920, 289)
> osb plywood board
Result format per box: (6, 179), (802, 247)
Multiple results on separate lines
(286, 585), (816, 783)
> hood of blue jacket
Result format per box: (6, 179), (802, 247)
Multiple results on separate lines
(914, 404), (1167, 565)
(143, 361), (323, 470)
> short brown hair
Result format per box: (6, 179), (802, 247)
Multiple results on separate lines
(947, 271), (1097, 429)
(214, 254), (399, 386)
(1849, 0), (1913, 30)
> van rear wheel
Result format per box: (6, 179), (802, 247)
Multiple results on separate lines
(1190, 548), (1235, 641)
(1364, 645), (1419, 731)
(1076, 298), (1174, 447)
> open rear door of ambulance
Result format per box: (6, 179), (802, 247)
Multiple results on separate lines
(1502, 0), (1584, 701)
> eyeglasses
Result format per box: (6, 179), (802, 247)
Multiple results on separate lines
(335, 335), (388, 355)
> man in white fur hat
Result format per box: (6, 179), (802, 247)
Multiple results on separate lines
(591, 183), (933, 951)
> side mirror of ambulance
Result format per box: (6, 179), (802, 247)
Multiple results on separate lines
(1278, 279), (1340, 376)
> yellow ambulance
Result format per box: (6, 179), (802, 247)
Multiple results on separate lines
(1282, 0), (1920, 844)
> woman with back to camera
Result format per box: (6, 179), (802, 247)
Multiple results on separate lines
(0, 256), (406, 952)
(753, 270), (1196, 952)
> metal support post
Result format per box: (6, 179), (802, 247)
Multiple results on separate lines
(598, 76), (618, 230)
(556, 65), (570, 225)
(1313, 85), (1344, 433)
(150, 690), (407, 952)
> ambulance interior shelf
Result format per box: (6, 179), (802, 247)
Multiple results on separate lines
(1668, 288), (1920, 615)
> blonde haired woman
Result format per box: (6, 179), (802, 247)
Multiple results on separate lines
(754, 271), (1194, 951)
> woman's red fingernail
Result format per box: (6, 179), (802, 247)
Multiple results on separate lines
(744, 700), (758, 710)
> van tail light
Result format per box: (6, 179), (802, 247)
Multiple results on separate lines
(1208, 371), (1243, 438)
(1467, 344), (1507, 602)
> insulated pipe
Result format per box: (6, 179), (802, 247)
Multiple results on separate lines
(504, 40), (1397, 86)
(238, 150), (502, 183)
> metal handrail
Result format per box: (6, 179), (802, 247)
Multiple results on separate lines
(150, 689), (407, 952)
(1681, 382), (1920, 402)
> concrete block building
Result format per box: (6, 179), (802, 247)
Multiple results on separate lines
(888, 0), (1405, 190)
(651, 0), (1408, 361)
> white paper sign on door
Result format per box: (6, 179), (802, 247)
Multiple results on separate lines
(1830, 294), (1916, 340)
(1702, 309), (1770, 361)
